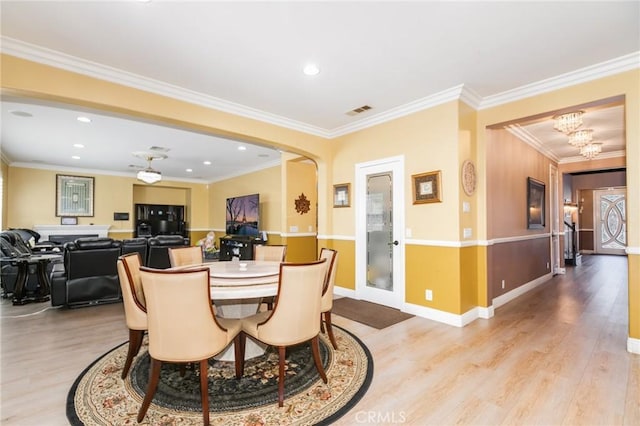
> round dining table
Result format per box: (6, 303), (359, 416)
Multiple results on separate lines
(203, 260), (280, 360)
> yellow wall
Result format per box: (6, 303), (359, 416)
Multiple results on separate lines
(6, 166), (209, 236)
(208, 165), (282, 235)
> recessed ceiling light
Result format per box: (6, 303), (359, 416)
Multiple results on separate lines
(73, 143), (85, 149)
(71, 155), (81, 160)
(303, 63), (320, 76)
(203, 160), (212, 165)
(238, 146), (247, 151)
(186, 168), (193, 173)
(10, 110), (33, 117)
(77, 116), (91, 123)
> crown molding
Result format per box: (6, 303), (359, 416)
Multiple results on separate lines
(505, 124), (560, 163)
(558, 150), (626, 164)
(2, 36), (638, 140)
(480, 52), (640, 109)
(0, 37), (332, 139)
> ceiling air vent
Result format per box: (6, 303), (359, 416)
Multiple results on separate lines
(346, 105), (372, 116)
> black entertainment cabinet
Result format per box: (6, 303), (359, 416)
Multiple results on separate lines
(134, 204), (187, 238)
(219, 235), (265, 261)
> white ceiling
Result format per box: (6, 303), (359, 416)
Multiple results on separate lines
(1, 1), (638, 182)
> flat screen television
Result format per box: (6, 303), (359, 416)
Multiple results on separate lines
(225, 193), (260, 237)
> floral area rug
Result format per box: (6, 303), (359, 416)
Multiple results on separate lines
(67, 326), (373, 425)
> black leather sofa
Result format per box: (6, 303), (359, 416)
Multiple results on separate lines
(51, 238), (123, 308)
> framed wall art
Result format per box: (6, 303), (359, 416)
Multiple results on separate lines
(56, 174), (95, 217)
(333, 183), (350, 207)
(412, 170), (442, 204)
(527, 177), (545, 229)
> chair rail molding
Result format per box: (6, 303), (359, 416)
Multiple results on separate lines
(34, 225), (110, 241)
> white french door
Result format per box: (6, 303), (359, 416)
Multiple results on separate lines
(355, 156), (405, 309)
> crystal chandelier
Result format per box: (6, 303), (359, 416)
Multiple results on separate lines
(568, 129), (593, 148)
(580, 143), (602, 159)
(553, 111), (584, 134)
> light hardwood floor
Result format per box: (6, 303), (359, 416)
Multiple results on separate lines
(1, 254), (638, 425)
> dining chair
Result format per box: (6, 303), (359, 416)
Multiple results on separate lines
(319, 248), (339, 350)
(254, 244), (286, 310)
(238, 259), (328, 407)
(137, 266), (243, 425)
(168, 245), (203, 267)
(116, 252), (146, 379)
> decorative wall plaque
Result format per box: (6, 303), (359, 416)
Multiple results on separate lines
(294, 193), (311, 215)
(461, 160), (477, 196)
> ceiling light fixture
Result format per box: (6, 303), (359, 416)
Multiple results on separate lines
(303, 63), (320, 76)
(77, 116), (91, 123)
(580, 143), (603, 160)
(553, 111), (584, 134)
(567, 129), (593, 148)
(133, 151), (166, 184)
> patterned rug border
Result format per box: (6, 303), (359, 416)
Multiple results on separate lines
(66, 325), (373, 425)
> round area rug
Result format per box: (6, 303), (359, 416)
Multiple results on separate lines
(67, 326), (372, 425)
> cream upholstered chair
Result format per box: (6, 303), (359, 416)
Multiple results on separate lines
(253, 244), (287, 262)
(137, 266), (243, 425)
(254, 245), (286, 310)
(117, 252), (147, 379)
(238, 259), (328, 407)
(319, 248), (339, 350)
(168, 245), (203, 267)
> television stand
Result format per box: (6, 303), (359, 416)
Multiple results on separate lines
(219, 235), (265, 261)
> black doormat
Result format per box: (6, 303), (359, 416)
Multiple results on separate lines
(332, 298), (414, 329)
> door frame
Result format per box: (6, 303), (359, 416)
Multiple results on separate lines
(354, 155), (405, 309)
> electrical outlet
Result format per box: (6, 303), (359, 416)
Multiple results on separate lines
(289, 225), (298, 232)
(425, 289), (433, 301)
(463, 228), (472, 239)
(463, 201), (470, 212)
(546, 262), (550, 269)
(501, 279), (505, 289)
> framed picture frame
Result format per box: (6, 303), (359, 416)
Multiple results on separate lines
(527, 177), (545, 229)
(333, 183), (350, 207)
(56, 174), (95, 217)
(60, 216), (78, 225)
(412, 170), (442, 204)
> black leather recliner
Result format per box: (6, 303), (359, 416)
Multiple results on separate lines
(147, 235), (190, 269)
(121, 238), (149, 266)
(51, 237), (123, 308)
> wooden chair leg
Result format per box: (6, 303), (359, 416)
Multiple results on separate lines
(277, 346), (286, 407)
(199, 359), (210, 426)
(137, 358), (162, 423)
(324, 311), (338, 350)
(311, 336), (327, 383)
(320, 313), (325, 333)
(237, 332), (246, 377)
(122, 329), (144, 379)
(234, 333), (244, 379)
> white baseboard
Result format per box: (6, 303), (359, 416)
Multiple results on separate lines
(628, 337), (640, 354)
(402, 303), (486, 327)
(333, 286), (356, 299)
(493, 273), (552, 309)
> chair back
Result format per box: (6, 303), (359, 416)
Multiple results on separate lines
(117, 253), (146, 330)
(146, 235), (190, 269)
(139, 266), (229, 362)
(168, 246), (203, 267)
(257, 259), (327, 345)
(254, 244), (287, 262)
(319, 248), (338, 312)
